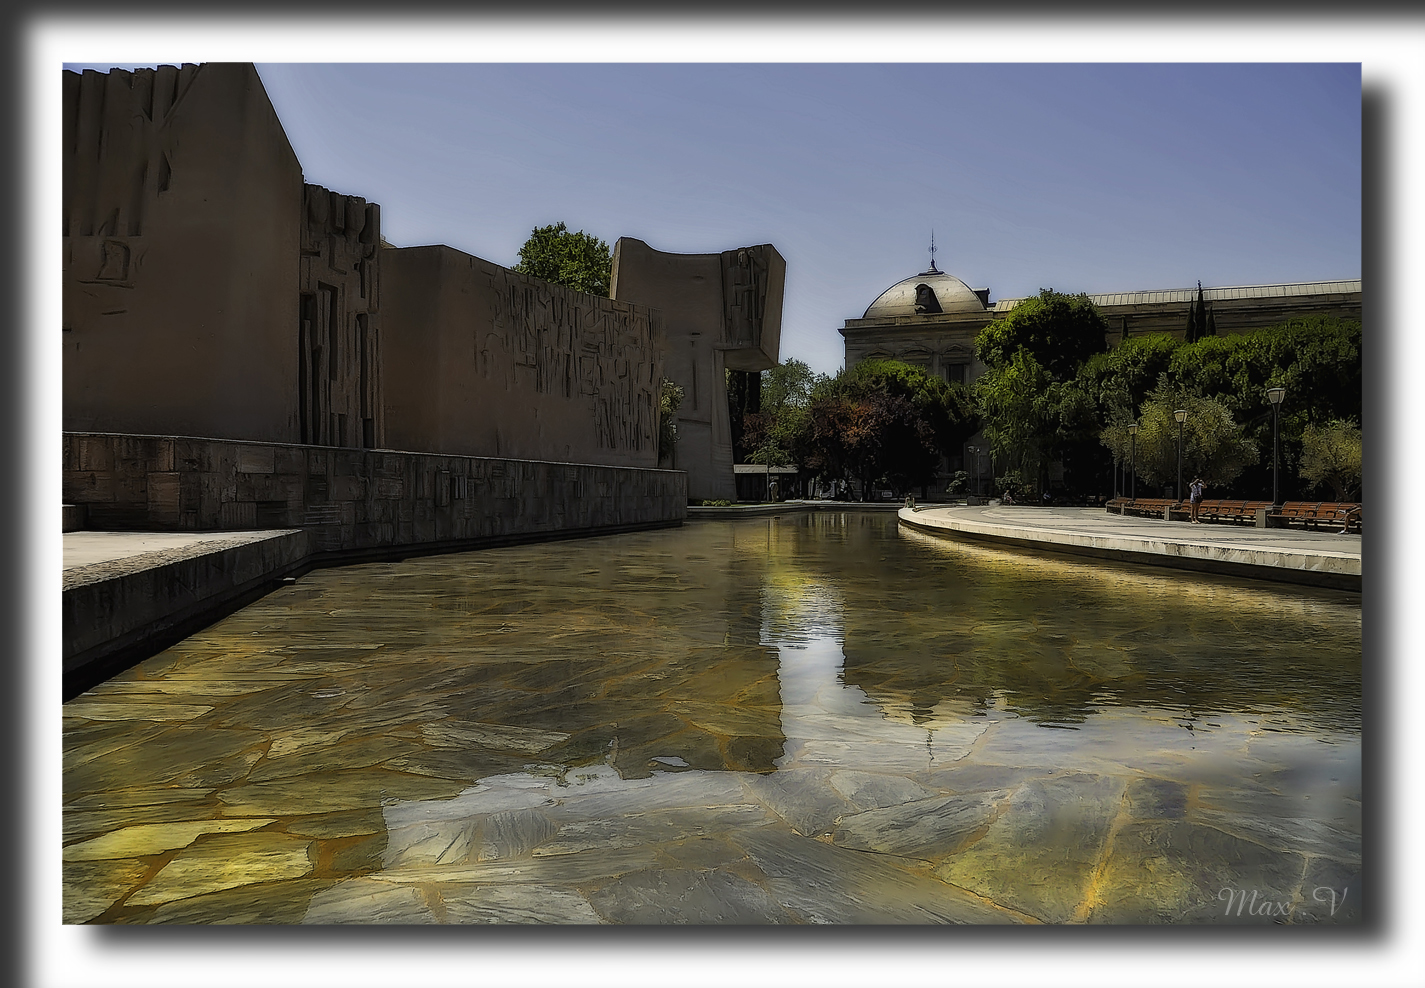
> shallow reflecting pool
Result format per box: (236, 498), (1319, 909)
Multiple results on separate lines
(63, 512), (1362, 924)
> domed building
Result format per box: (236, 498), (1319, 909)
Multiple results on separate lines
(842, 259), (995, 388)
(840, 254), (1361, 497)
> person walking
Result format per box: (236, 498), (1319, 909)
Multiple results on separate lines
(1188, 476), (1205, 523)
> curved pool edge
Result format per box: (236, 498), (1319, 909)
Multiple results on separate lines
(898, 505), (1361, 593)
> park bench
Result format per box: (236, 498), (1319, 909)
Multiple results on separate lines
(1112, 497), (1185, 520)
(1195, 499), (1270, 525)
(1268, 501), (1362, 533)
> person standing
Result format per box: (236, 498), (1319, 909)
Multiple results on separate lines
(1188, 476), (1205, 523)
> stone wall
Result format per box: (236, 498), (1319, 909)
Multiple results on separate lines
(63, 63), (305, 443)
(63, 433), (687, 558)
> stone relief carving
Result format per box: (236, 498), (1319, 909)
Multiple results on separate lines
(720, 246), (769, 347)
(63, 65), (202, 301)
(299, 183), (382, 449)
(484, 270), (662, 454)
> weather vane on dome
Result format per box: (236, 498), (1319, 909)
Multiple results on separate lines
(928, 230), (940, 273)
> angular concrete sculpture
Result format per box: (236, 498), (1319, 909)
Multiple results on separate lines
(610, 238), (785, 501)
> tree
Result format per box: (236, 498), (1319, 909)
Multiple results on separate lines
(973, 349), (1059, 495)
(1184, 281), (1214, 343)
(975, 289), (1109, 380)
(727, 369), (761, 462)
(795, 359), (977, 500)
(513, 222), (612, 297)
(657, 379), (684, 467)
(1072, 333), (1180, 417)
(973, 289), (1110, 496)
(1168, 317), (1360, 500)
(1299, 419), (1362, 501)
(1123, 377), (1257, 492)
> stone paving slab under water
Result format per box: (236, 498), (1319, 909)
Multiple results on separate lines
(62, 513), (1361, 925)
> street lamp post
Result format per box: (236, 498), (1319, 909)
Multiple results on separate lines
(967, 445), (978, 499)
(1267, 387), (1286, 510)
(1127, 422), (1138, 500)
(1174, 408), (1187, 502)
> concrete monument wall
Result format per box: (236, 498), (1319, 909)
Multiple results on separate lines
(381, 245), (665, 468)
(63, 63), (305, 443)
(300, 183), (384, 449)
(609, 238), (786, 501)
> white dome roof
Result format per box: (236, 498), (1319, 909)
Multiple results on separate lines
(863, 264), (986, 318)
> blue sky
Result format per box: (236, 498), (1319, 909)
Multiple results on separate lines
(61, 61), (1361, 377)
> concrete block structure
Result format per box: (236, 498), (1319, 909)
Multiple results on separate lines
(382, 245), (664, 467)
(63, 62), (689, 539)
(610, 238), (786, 501)
(64, 63), (305, 443)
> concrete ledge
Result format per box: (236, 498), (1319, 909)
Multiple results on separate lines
(63, 530), (311, 699)
(899, 505), (1360, 593)
(688, 501), (903, 519)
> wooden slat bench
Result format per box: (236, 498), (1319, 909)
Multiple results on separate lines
(1195, 499), (1271, 525)
(1269, 501), (1362, 532)
(1112, 497), (1185, 520)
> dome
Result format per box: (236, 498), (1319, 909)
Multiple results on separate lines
(863, 263), (987, 319)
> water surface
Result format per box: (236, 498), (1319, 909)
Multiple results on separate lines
(63, 512), (1362, 924)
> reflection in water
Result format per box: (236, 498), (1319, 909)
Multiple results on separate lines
(63, 513), (1361, 924)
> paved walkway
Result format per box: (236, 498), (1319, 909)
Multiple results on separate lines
(899, 504), (1360, 591)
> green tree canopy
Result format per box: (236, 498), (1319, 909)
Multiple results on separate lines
(975, 289), (1110, 380)
(513, 221), (612, 297)
(657, 379), (684, 467)
(1119, 377), (1258, 491)
(791, 359), (978, 499)
(743, 360), (816, 472)
(1070, 333), (1180, 420)
(1168, 316), (1361, 428)
(1299, 419), (1362, 501)
(972, 349), (1065, 496)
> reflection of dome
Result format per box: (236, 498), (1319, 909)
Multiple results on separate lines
(863, 262), (987, 318)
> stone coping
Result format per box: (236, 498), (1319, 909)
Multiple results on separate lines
(65, 431), (686, 477)
(687, 500), (903, 518)
(899, 505), (1360, 592)
(63, 530), (304, 591)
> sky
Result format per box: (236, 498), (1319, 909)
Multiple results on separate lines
(59, 60), (1362, 378)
